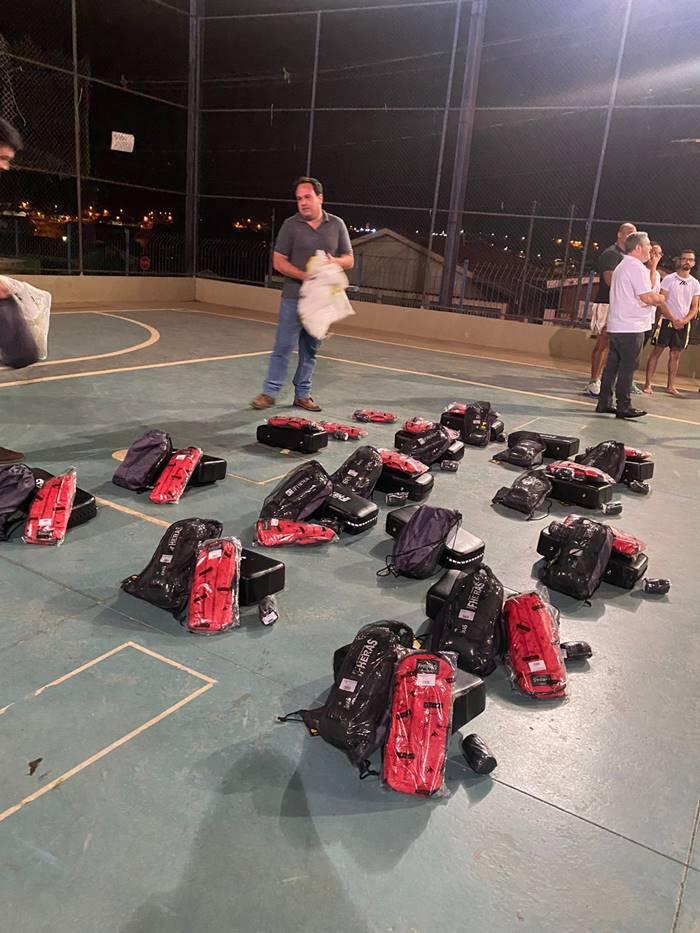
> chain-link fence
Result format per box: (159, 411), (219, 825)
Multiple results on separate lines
(2, 0), (699, 331)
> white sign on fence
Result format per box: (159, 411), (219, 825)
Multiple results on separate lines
(111, 132), (135, 153)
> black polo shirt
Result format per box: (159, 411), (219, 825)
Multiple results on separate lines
(274, 210), (352, 298)
(596, 243), (625, 303)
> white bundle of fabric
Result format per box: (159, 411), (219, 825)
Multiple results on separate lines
(298, 250), (355, 340)
(0, 275), (51, 366)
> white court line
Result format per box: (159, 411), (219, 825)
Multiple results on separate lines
(0, 641), (217, 825)
(95, 496), (170, 528)
(0, 349), (270, 390)
(316, 352), (700, 428)
(0, 682), (214, 825)
(29, 311), (160, 368)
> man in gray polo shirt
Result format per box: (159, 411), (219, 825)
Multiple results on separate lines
(251, 177), (353, 412)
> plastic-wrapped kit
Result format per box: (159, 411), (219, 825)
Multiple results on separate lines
(574, 440), (627, 482)
(492, 468), (552, 519)
(23, 468), (77, 546)
(259, 460), (333, 522)
(331, 445), (383, 498)
(255, 518), (337, 547)
(353, 409), (397, 423)
(186, 536), (243, 634)
(503, 592), (567, 699)
(121, 518), (223, 618)
(429, 564), (504, 676)
(382, 652), (455, 797)
(540, 515), (613, 600)
(394, 424), (452, 466)
(492, 433), (546, 468)
(279, 621), (414, 777)
(149, 447), (203, 504)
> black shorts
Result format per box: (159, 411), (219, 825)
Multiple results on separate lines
(651, 318), (690, 351)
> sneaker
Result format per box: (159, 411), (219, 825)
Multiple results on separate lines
(631, 383), (643, 395)
(616, 408), (646, 420)
(251, 393), (275, 410)
(0, 446), (25, 464)
(584, 380), (600, 398)
(293, 397), (322, 412)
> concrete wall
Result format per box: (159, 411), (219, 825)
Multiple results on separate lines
(20, 275), (196, 306)
(194, 277), (700, 379)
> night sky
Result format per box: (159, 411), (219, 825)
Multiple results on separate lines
(1, 0), (698, 261)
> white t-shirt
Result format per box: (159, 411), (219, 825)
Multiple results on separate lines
(645, 268), (661, 330)
(608, 255), (653, 334)
(660, 272), (700, 321)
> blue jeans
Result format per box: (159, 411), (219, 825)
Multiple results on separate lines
(262, 297), (320, 398)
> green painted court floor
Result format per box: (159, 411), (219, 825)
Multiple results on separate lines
(1, 305), (698, 933)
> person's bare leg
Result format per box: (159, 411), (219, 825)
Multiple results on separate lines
(591, 331), (609, 382)
(644, 345), (664, 394)
(667, 349), (682, 395)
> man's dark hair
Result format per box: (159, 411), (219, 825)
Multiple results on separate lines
(0, 117), (23, 152)
(294, 176), (323, 196)
(679, 248), (696, 256)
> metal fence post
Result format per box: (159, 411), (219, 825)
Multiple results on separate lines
(516, 201), (536, 317)
(556, 203), (576, 317)
(306, 11), (322, 176)
(574, 0), (633, 308)
(70, 0), (84, 275)
(185, 0), (202, 278)
(125, 227), (130, 275)
(438, 0), (488, 309)
(420, 0), (463, 309)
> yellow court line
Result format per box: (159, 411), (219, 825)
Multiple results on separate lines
(34, 642), (134, 696)
(30, 311), (160, 368)
(317, 353), (700, 428)
(33, 640), (216, 697)
(179, 306), (587, 376)
(125, 641), (218, 685)
(0, 681), (214, 825)
(226, 470), (288, 486)
(0, 349), (270, 390)
(94, 496), (170, 528)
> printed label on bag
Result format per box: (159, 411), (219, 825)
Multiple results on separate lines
(39, 518), (53, 528)
(416, 658), (439, 675)
(339, 678), (357, 693)
(176, 454), (186, 460)
(208, 548), (222, 560)
(416, 673), (437, 687)
(160, 554), (173, 563)
(458, 608), (476, 621)
(528, 659), (547, 672)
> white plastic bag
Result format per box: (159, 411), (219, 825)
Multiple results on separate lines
(0, 275), (52, 362)
(298, 251), (355, 340)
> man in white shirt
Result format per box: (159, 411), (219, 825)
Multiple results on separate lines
(643, 250), (699, 396)
(596, 232), (677, 419)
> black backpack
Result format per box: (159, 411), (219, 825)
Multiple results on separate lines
(112, 430), (173, 492)
(541, 515), (614, 600)
(380, 505), (461, 579)
(121, 518), (223, 619)
(493, 432), (546, 469)
(463, 401), (497, 447)
(331, 445), (383, 498)
(400, 425), (452, 466)
(279, 620), (414, 777)
(429, 564), (504, 676)
(259, 460), (333, 521)
(0, 464), (37, 540)
(492, 469), (552, 519)
(576, 440), (626, 483)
